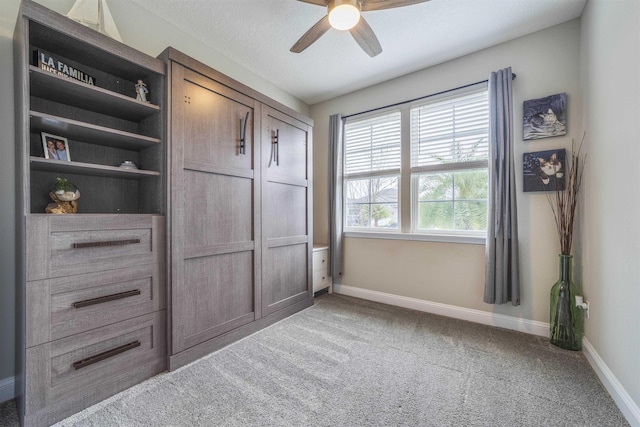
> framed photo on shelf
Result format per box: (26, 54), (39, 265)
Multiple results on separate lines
(41, 132), (71, 161)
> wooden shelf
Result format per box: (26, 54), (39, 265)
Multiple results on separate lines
(29, 20), (164, 80)
(30, 111), (160, 150)
(19, 1), (165, 216)
(30, 66), (160, 121)
(30, 157), (160, 179)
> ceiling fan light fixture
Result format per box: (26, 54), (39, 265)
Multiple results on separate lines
(328, 0), (361, 31)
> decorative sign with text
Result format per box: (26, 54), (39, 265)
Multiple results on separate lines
(33, 50), (96, 86)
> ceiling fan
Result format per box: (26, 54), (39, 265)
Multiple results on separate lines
(291, 0), (430, 57)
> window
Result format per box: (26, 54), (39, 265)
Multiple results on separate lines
(344, 112), (401, 230)
(343, 85), (489, 240)
(410, 89), (489, 234)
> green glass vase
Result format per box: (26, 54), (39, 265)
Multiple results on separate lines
(550, 255), (584, 350)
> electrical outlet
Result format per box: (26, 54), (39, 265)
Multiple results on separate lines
(585, 300), (590, 319)
(576, 296), (589, 318)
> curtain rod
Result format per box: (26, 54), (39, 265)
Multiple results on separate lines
(343, 73), (517, 120)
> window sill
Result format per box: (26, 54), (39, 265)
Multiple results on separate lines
(343, 231), (486, 245)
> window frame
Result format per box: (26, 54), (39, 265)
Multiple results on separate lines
(343, 110), (402, 233)
(342, 83), (489, 244)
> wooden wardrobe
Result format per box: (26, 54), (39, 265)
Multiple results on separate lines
(14, 2), (167, 425)
(14, 2), (313, 421)
(160, 48), (314, 369)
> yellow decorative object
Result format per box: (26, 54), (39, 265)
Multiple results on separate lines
(46, 190), (80, 214)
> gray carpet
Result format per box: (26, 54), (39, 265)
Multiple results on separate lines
(0, 294), (629, 426)
(0, 399), (18, 427)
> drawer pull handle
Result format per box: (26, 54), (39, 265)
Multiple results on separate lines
(72, 289), (141, 308)
(72, 340), (141, 370)
(73, 239), (141, 249)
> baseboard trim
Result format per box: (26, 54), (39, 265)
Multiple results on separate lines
(334, 284), (549, 337)
(582, 338), (640, 427)
(0, 376), (15, 403)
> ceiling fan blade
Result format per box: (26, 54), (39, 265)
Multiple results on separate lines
(296, 0), (329, 6)
(349, 16), (382, 57)
(361, 0), (430, 12)
(290, 15), (332, 53)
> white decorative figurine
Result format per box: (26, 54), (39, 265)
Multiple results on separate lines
(135, 79), (149, 103)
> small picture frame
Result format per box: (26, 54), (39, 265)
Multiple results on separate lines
(523, 93), (567, 140)
(41, 132), (71, 161)
(523, 149), (566, 192)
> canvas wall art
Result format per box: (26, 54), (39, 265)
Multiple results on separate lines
(523, 149), (566, 192)
(523, 93), (567, 140)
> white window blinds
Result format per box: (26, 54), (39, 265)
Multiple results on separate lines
(344, 111), (401, 176)
(410, 89), (489, 169)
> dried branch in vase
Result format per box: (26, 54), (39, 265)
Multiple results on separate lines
(544, 134), (586, 255)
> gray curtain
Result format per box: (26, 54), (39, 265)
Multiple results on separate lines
(328, 114), (344, 282)
(484, 67), (520, 305)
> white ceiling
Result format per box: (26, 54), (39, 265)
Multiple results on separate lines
(128, 0), (586, 105)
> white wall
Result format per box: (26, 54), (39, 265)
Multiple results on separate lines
(580, 0), (640, 413)
(0, 0), (308, 402)
(311, 19), (582, 324)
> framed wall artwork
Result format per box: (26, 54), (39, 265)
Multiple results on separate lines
(523, 149), (566, 192)
(523, 93), (567, 140)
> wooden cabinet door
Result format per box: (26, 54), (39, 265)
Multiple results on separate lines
(170, 64), (260, 354)
(261, 106), (312, 316)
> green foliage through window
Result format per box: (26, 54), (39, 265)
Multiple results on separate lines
(416, 170), (488, 231)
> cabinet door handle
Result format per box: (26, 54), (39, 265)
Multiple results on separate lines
(268, 129), (279, 167)
(72, 340), (141, 370)
(72, 289), (141, 308)
(240, 111), (249, 155)
(73, 239), (140, 249)
(276, 129), (280, 166)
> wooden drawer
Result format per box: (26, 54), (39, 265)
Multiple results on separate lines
(312, 249), (327, 271)
(27, 215), (164, 281)
(26, 263), (165, 348)
(25, 311), (166, 425)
